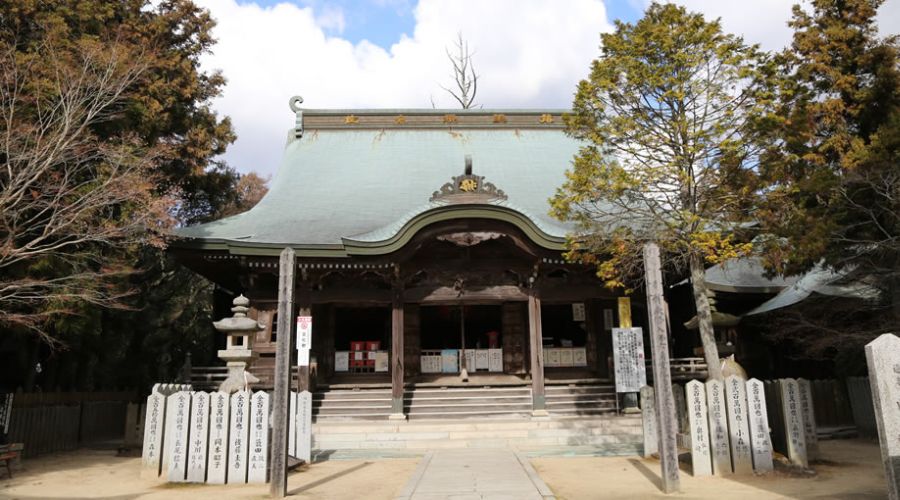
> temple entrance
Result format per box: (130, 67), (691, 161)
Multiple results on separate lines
(419, 304), (504, 373)
(333, 306), (390, 374)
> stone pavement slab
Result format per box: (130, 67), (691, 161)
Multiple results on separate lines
(396, 448), (555, 500)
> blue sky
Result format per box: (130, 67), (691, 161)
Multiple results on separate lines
(240, 0), (643, 49)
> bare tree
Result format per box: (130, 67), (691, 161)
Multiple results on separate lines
(440, 33), (479, 109)
(0, 36), (175, 342)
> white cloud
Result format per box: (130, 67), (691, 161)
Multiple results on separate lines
(659, 0), (899, 51)
(315, 4), (346, 34)
(197, 0), (900, 176)
(194, 0), (613, 175)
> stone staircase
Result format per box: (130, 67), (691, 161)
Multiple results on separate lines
(311, 415), (643, 453)
(312, 383), (617, 421)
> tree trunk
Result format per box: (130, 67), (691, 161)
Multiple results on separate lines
(689, 253), (723, 380)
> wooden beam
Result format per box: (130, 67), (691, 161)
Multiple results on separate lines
(405, 285), (527, 303)
(528, 287), (547, 416)
(643, 242), (680, 493)
(390, 288), (406, 419)
(269, 248), (295, 498)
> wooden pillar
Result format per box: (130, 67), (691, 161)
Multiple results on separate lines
(528, 287), (547, 416)
(644, 242), (680, 493)
(296, 283), (312, 393)
(270, 248), (295, 498)
(390, 289), (406, 420)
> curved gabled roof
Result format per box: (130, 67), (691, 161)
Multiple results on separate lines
(174, 110), (580, 256)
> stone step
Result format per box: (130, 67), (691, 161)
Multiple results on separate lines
(313, 415), (642, 432)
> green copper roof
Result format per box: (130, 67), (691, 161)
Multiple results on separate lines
(175, 110), (580, 256)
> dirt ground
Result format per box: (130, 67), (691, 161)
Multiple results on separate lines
(533, 439), (886, 500)
(0, 452), (419, 500)
(0, 439), (887, 499)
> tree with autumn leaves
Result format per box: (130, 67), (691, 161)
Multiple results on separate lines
(552, 3), (771, 379)
(555, 0), (899, 374)
(755, 0), (900, 356)
(0, 0), (267, 389)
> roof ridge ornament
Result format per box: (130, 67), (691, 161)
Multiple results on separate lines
(429, 155), (507, 204)
(289, 95), (304, 138)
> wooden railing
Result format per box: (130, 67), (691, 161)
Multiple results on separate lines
(646, 357), (708, 381)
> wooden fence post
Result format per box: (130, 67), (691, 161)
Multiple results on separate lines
(270, 248), (295, 497)
(643, 242), (680, 493)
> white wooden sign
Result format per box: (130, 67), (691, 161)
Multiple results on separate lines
(297, 315), (312, 366)
(334, 351), (349, 372)
(705, 379), (732, 475)
(545, 348), (560, 367)
(746, 378), (774, 472)
(375, 351), (389, 372)
(288, 391), (298, 457)
(573, 348), (587, 367)
(640, 385), (658, 458)
(207, 392), (230, 484)
(166, 391), (191, 482)
(464, 350), (476, 372)
(559, 348), (575, 367)
(141, 392), (166, 478)
(187, 391), (210, 483)
(611, 327), (646, 393)
(247, 392), (269, 484)
(488, 348), (503, 372)
(780, 378), (808, 468)
(686, 380), (712, 476)
(297, 390), (313, 463)
(227, 391), (250, 484)
(865, 333), (900, 500)
(475, 350), (490, 370)
(725, 376), (753, 474)
(572, 302), (585, 322)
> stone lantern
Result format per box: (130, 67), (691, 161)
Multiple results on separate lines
(213, 295), (264, 393)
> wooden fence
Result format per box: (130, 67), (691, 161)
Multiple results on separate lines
(6, 390), (137, 458)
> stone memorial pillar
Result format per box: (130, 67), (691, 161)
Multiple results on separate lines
(297, 390), (313, 463)
(686, 380), (712, 476)
(207, 391), (230, 485)
(780, 378), (808, 468)
(724, 375), (753, 474)
(141, 392), (166, 478)
(865, 333), (900, 500)
(746, 379), (774, 473)
(248, 391), (270, 484)
(672, 383), (688, 437)
(187, 391), (210, 483)
(797, 378), (819, 461)
(165, 391), (191, 482)
(640, 385), (658, 457)
(705, 379), (732, 475)
(228, 390), (251, 484)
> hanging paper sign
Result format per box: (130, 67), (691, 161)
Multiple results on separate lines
(611, 327), (647, 393)
(572, 303), (586, 322)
